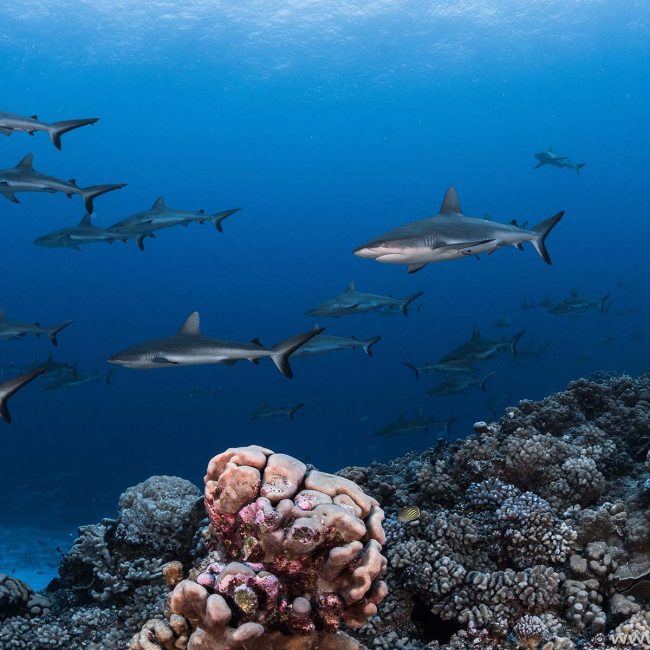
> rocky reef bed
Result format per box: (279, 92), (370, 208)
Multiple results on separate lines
(1, 372), (649, 649)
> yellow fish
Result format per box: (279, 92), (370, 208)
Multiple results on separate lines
(397, 506), (421, 523)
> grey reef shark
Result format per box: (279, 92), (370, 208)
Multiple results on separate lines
(306, 283), (424, 318)
(107, 196), (241, 251)
(0, 111), (98, 150)
(0, 368), (45, 423)
(34, 213), (129, 251)
(0, 153), (126, 213)
(295, 326), (382, 357)
(108, 312), (323, 379)
(0, 309), (73, 347)
(249, 402), (305, 421)
(353, 187), (564, 274)
(534, 147), (586, 175)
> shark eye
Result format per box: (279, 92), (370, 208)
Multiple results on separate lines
(378, 241), (388, 248)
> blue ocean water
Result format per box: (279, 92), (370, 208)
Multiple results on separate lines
(0, 2), (648, 588)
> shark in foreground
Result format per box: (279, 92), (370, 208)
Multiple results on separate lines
(0, 112), (99, 150)
(0, 368), (45, 423)
(107, 197), (241, 251)
(34, 213), (129, 250)
(353, 187), (564, 274)
(439, 327), (525, 364)
(250, 402), (305, 421)
(108, 312), (323, 379)
(534, 148), (586, 175)
(306, 282), (424, 318)
(0, 154), (126, 213)
(0, 310), (73, 347)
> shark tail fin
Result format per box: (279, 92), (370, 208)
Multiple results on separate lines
(481, 372), (496, 392)
(510, 330), (526, 357)
(47, 118), (99, 150)
(104, 369), (117, 384)
(212, 208), (242, 233)
(530, 211), (564, 265)
(402, 361), (420, 379)
(444, 416), (459, 435)
(401, 290), (425, 316)
(271, 327), (324, 378)
(601, 294), (611, 314)
(575, 163), (587, 175)
(81, 183), (127, 213)
(47, 320), (74, 347)
(362, 336), (382, 357)
(289, 403), (305, 421)
(0, 368), (45, 423)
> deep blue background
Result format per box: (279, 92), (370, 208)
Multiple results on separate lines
(0, 3), (648, 577)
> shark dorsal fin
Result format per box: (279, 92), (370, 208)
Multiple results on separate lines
(31, 114), (38, 120)
(471, 325), (481, 340)
(16, 153), (34, 170)
(346, 282), (356, 293)
(178, 311), (201, 336)
(250, 337), (262, 346)
(152, 196), (166, 210)
(79, 213), (92, 226)
(439, 187), (462, 215)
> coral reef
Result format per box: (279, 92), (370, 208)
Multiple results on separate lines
(1, 372), (649, 649)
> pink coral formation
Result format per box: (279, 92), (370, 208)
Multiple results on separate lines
(170, 445), (388, 649)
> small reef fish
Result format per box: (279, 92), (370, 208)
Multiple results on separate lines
(295, 327), (382, 357)
(397, 506), (421, 523)
(427, 372), (495, 397)
(0, 112), (98, 150)
(402, 360), (479, 379)
(0, 153), (126, 213)
(439, 327), (525, 364)
(374, 411), (457, 437)
(0, 368), (45, 423)
(0, 310), (73, 347)
(108, 311), (323, 379)
(534, 148), (586, 175)
(305, 282), (423, 318)
(353, 187), (564, 273)
(546, 291), (611, 316)
(249, 402), (304, 421)
(107, 197), (241, 251)
(34, 213), (129, 250)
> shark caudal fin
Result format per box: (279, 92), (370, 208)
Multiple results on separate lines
(289, 403), (305, 421)
(402, 362), (420, 379)
(575, 163), (587, 176)
(480, 373), (496, 392)
(362, 336), (382, 357)
(271, 327), (324, 378)
(530, 211), (564, 265)
(47, 320), (74, 347)
(510, 330), (526, 357)
(0, 368), (45, 423)
(47, 118), (99, 150)
(600, 294), (611, 314)
(401, 290), (425, 316)
(81, 183), (127, 213)
(212, 208), (242, 232)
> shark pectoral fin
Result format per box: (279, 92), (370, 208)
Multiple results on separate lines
(407, 263), (426, 274)
(152, 356), (177, 364)
(0, 127), (12, 135)
(1, 190), (20, 203)
(534, 162), (544, 168)
(136, 235), (146, 251)
(251, 358), (261, 365)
